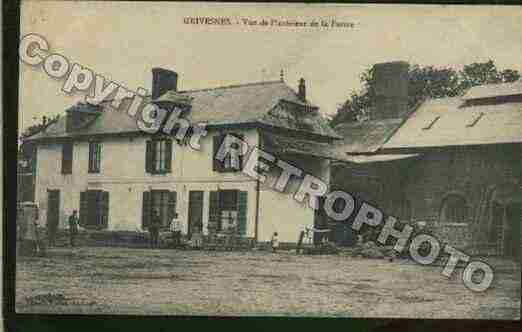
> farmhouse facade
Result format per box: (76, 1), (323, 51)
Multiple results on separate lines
(24, 69), (339, 244)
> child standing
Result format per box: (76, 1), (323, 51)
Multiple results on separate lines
(270, 232), (279, 253)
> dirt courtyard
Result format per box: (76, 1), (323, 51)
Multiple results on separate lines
(16, 247), (521, 319)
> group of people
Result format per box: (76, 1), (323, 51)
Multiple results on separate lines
(38, 208), (283, 252)
(148, 210), (184, 249)
(46, 210), (79, 248)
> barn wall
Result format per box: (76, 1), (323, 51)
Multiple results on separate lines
(403, 145), (522, 248)
(331, 144), (522, 249)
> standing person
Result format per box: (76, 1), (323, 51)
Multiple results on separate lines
(270, 232), (279, 253)
(150, 210), (161, 249)
(48, 217), (57, 247)
(68, 210), (79, 247)
(170, 212), (181, 247)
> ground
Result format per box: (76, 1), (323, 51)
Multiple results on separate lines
(16, 247), (521, 319)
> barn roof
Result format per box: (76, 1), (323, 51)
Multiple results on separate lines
(26, 80), (340, 141)
(262, 132), (343, 160)
(332, 119), (403, 154)
(383, 97), (522, 149)
(463, 80), (522, 100)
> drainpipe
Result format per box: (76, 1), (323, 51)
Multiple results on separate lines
(254, 133), (262, 243)
(254, 178), (260, 243)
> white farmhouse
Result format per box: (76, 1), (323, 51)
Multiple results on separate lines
(24, 68), (341, 244)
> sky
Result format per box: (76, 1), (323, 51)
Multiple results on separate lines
(19, 1), (522, 130)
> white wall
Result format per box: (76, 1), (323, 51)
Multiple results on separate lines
(35, 129), (259, 235)
(256, 152), (331, 243)
(34, 128), (331, 244)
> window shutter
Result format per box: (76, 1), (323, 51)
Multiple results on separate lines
(237, 133), (245, 172)
(145, 140), (153, 173)
(88, 142), (93, 172)
(208, 191), (220, 234)
(62, 142), (73, 174)
(237, 191), (248, 235)
(212, 135), (222, 172)
(97, 142), (102, 172)
(31, 145), (38, 173)
(86, 190), (97, 229)
(61, 143), (66, 174)
(142, 191), (151, 229)
(165, 139), (172, 172)
(168, 191), (177, 222)
(100, 191), (109, 229)
(79, 191), (87, 227)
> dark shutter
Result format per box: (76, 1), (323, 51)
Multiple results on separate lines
(142, 191), (151, 229)
(97, 143), (102, 172)
(62, 142), (73, 174)
(100, 191), (109, 229)
(88, 142), (93, 172)
(145, 140), (153, 173)
(32, 144), (38, 173)
(212, 135), (222, 172)
(208, 191), (220, 234)
(86, 190), (98, 228)
(237, 191), (248, 235)
(168, 191), (177, 222)
(88, 142), (95, 173)
(61, 143), (66, 174)
(165, 139), (172, 172)
(236, 133), (245, 171)
(79, 191), (87, 227)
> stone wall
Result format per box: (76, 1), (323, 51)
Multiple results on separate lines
(431, 223), (471, 250)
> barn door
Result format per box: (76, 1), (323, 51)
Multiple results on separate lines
(313, 196), (327, 244)
(506, 203), (521, 259)
(188, 191), (204, 238)
(47, 190), (60, 231)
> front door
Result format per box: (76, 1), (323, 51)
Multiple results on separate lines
(47, 189), (60, 232)
(188, 191), (204, 238)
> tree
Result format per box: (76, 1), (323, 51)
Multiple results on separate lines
(331, 60), (520, 126)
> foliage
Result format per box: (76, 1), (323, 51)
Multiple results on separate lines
(331, 60), (520, 126)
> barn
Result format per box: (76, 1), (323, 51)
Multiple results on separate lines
(332, 62), (522, 259)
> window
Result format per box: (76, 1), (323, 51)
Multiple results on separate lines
(439, 194), (468, 223)
(88, 141), (101, 173)
(79, 190), (109, 229)
(219, 190), (239, 232)
(61, 141), (73, 174)
(213, 133), (244, 172)
(146, 139), (172, 174)
(142, 190), (177, 229)
(208, 190), (248, 235)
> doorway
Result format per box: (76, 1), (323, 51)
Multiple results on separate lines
(46, 190), (60, 244)
(505, 203), (521, 259)
(313, 196), (327, 244)
(188, 191), (204, 238)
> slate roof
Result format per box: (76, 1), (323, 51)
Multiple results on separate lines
(26, 80), (340, 141)
(332, 119), (403, 154)
(338, 153), (420, 164)
(383, 97), (522, 149)
(463, 80), (522, 100)
(262, 132), (343, 160)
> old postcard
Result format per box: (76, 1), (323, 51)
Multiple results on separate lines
(15, 1), (521, 319)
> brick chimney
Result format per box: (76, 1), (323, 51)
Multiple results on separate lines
(371, 61), (409, 120)
(152, 68), (178, 100)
